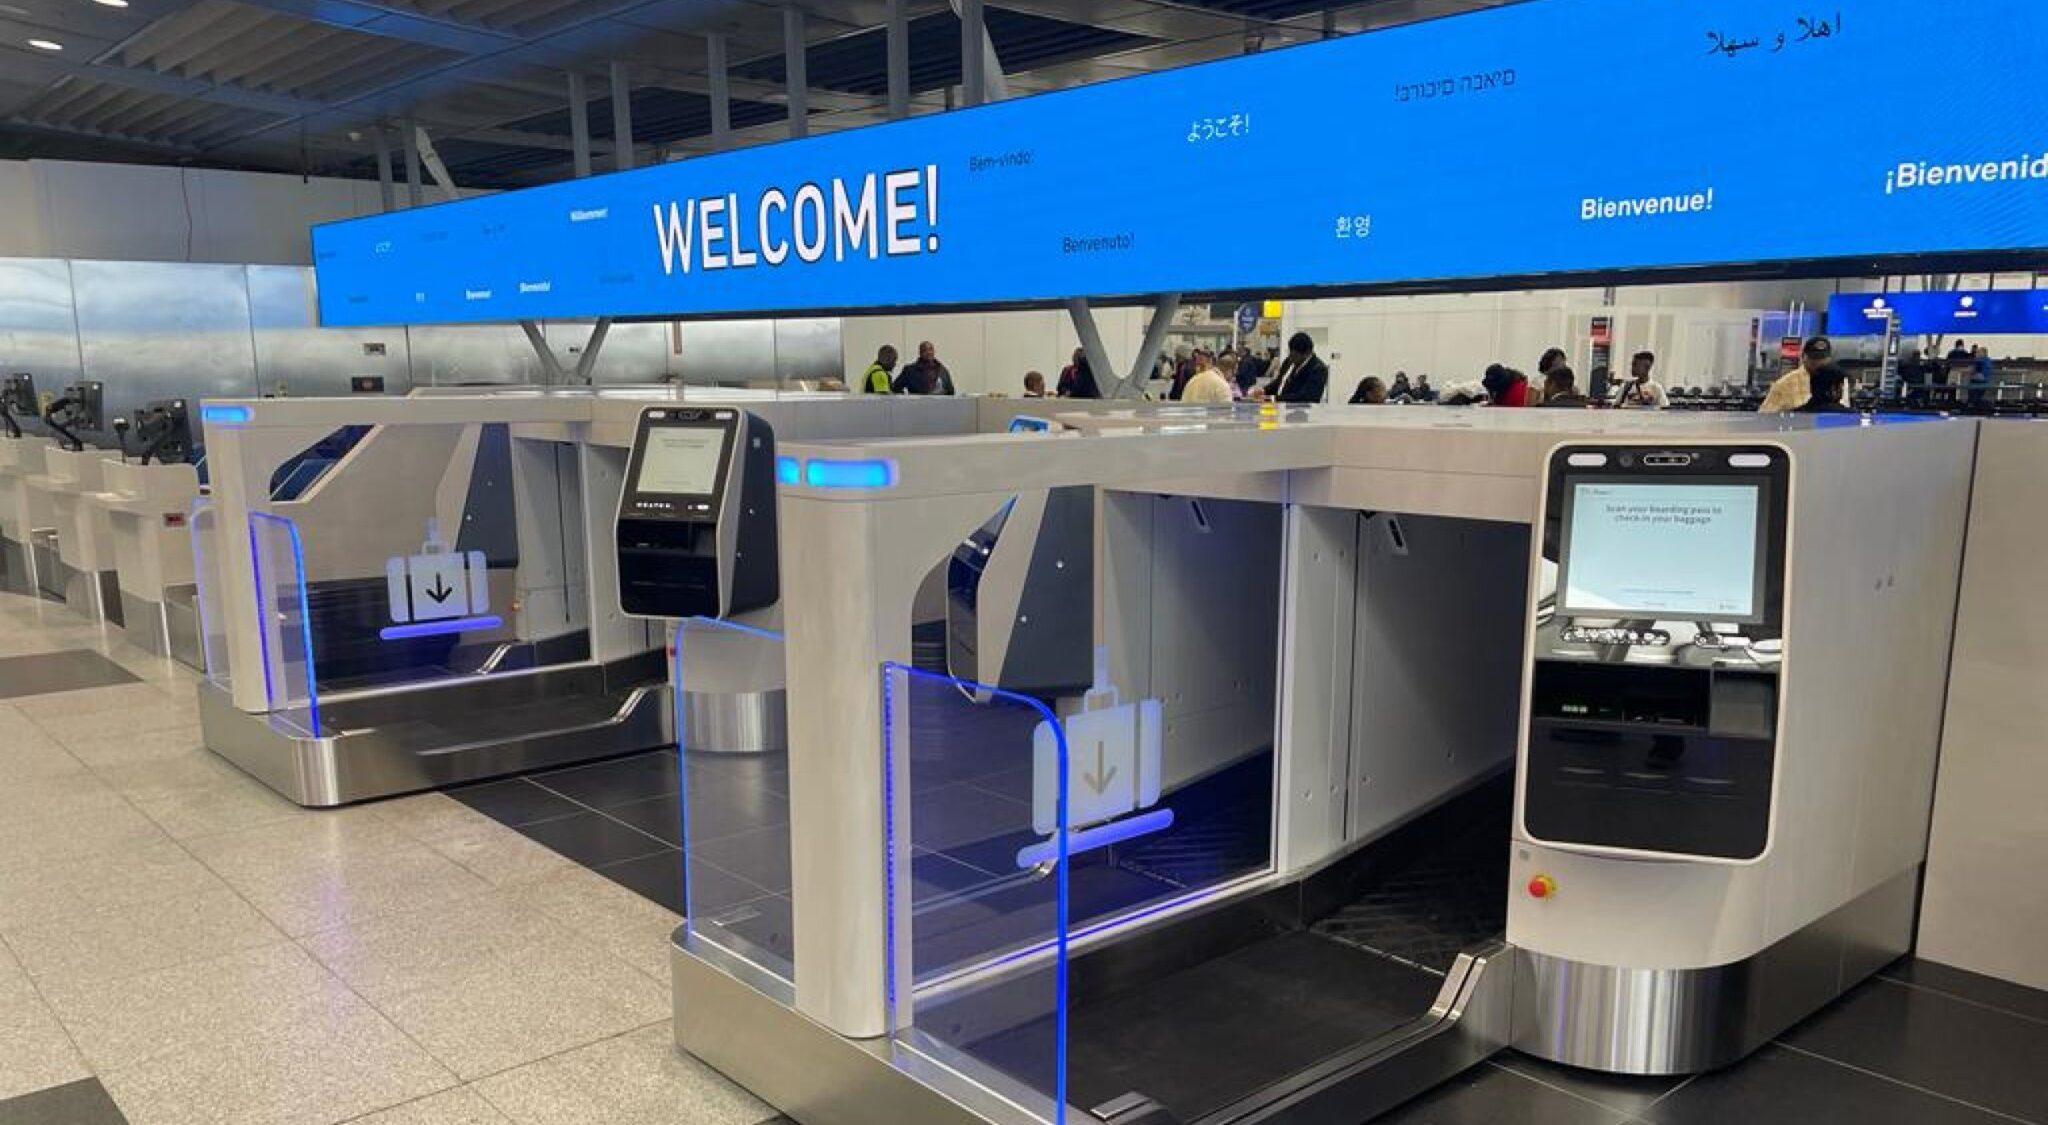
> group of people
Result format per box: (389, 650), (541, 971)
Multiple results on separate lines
(1344, 347), (1626, 410)
(859, 342), (958, 395)
(1013, 332), (1332, 404)
(1342, 337), (1861, 414)
(863, 332), (1873, 416)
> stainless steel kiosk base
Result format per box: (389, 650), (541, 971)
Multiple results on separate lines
(670, 928), (1519, 1125)
(120, 585), (204, 670)
(199, 655), (671, 807)
(1516, 866), (1919, 1075)
(0, 536), (29, 594)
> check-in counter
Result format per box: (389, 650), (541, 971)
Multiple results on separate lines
(26, 447), (120, 619)
(0, 436), (57, 596)
(90, 459), (204, 664)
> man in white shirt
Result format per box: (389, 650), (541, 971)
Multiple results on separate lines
(1182, 348), (1235, 404)
(1609, 350), (1670, 410)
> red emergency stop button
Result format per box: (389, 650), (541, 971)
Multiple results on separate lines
(1527, 874), (1558, 899)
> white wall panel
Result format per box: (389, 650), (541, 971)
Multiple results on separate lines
(0, 161), (47, 257)
(0, 158), (419, 266)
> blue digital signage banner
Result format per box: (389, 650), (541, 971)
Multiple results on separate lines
(313, 0), (2048, 326)
(1828, 290), (2048, 336)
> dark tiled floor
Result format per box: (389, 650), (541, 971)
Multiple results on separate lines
(456, 752), (2048, 1125)
(0, 650), (137, 699)
(0, 1079), (129, 1125)
(449, 746), (790, 919)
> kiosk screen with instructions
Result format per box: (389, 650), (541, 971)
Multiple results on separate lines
(313, 0), (2048, 325)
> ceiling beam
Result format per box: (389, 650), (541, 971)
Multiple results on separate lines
(1, 115), (206, 156)
(0, 49), (323, 117)
(225, 0), (523, 55)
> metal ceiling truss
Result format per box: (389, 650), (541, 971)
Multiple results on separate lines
(0, 1), (1507, 192)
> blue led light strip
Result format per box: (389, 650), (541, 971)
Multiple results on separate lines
(248, 512), (321, 738)
(803, 458), (896, 490)
(200, 403), (252, 425)
(378, 614), (504, 641)
(878, 661), (1068, 1120)
(1014, 809), (1177, 869)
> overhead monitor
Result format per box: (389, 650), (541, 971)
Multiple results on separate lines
(313, 0), (2048, 326)
(1558, 480), (1765, 622)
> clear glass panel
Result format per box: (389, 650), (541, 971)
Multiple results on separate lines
(674, 616), (794, 983)
(247, 511), (320, 736)
(190, 496), (230, 688)
(259, 423), (596, 697)
(884, 662), (1069, 1125)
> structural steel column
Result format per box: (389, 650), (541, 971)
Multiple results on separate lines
(373, 125), (394, 211)
(886, 0), (909, 119)
(609, 61), (635, 171)
(567, 70), (592, 178)
(401, 116), (422, 206)
(960, 0), (985, 107)
(783, 7), (808, 138)
(707, 33), (733, 150)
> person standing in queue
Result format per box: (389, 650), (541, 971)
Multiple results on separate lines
(893, 341), (956, 395)
(1183, 351), (1235, 404)
(1056, 347), (1085, 397)
(1237, 344), (1268, 390)
(1482, 364), (1532, 407)
(1348, 377), (1389, 404)
(1261, 332), (1330, 403)
(1610, 351), (1669, 409)
(1791, 364), (1854, 414)
(1539, 365), (1590, 408)
(1063, 355), (1103, 399)
(1216, 352), (1245, 400)
(1174, 347), (1211, 401)
(1947, 338), (1973, 375)
(861, 345), (899, 393)
(1759, 337), (1833, 414)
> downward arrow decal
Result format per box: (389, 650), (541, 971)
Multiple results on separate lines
(1081, 741), (1118, 795)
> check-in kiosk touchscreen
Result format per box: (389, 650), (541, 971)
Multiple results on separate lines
(1523, 445), (1788, 861)
(616, 407), (778, 620)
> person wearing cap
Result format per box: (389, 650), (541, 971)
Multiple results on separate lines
(1791, 364), (1855, 414)
(1759, 337), (1834, 414)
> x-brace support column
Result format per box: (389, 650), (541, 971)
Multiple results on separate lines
(519, 319), (613, 386)
(1068, 294), (1181, 400)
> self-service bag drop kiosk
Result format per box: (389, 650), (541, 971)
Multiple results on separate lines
(0, 373), (53, 594)
(663, 410), (1973, 1125)
(26, 382), (123, 618)
(616, 405), (778, 621)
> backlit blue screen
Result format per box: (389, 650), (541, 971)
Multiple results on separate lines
(313, 0), (2048, 326)
(1827, 290), (2048, 336)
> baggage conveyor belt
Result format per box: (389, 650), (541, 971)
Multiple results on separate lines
(962, 778), (1514, 1125)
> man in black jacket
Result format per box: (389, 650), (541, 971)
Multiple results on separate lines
(1263, 332), (1329, 403)
(893, 341), (956, 395)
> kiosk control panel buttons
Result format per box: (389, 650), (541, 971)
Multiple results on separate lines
(1561, 626), (1671, 646)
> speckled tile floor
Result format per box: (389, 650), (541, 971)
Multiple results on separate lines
(0, 589), (775, 1125)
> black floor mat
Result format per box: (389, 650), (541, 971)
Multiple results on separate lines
(965, 930), (1442, 1123)
(1312, 819), (1509, 974)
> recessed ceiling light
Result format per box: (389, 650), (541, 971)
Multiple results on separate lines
(27, 38), (63, 50)
(92, 0), (130, 7)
